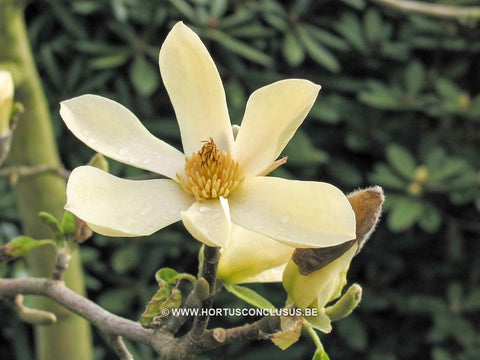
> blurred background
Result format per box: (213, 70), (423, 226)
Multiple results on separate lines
(0, 0), (479, 359)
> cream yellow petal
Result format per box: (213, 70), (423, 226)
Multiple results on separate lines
(233, 79), (320, 178)
(217, 224), (294, 284)
(282, 244), (357, 310)
(240, 264), (288, 283)
(60, 95), (185, 180)
(181, 197), (231, 247)
(159, 22), (233, 156)
(0, 70), (14, 136)
(229, 177), (355, 248)
(65, 166), (193, 237)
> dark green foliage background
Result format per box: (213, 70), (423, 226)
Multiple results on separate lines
(1, 0), (480, 359)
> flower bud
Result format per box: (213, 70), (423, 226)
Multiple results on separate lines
(282, 244), (357, 333)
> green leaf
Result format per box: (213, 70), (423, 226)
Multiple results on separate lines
(462, 287), (480, 311)
(364, 9), (382, 43)
(405, 61), (426, 95)
(335, 12), (367, 53)
(223, 283), (275, 310)
(336, 314), (368, 351)
(435, 78), (461, 98)
(284, 130), (329, 166)
(327, 160), (363, 187)
(202, 29), (273, 67)
(112, 244), (141, 273)
(0, 237), (56, 262)
(386, 144), (417, 179)
(418, 203), (442, 233)
(368, 164), (407, 191)
(358, 81), (400, 109)
(282, 31), (305, 67)
(432, 347), (453, 360)
(88, 53), (129, 70)
(169, 0), (199, 23)
(210, 0), (228, 18)
(305, 25), (349, 51)
(155, 268), (179, 285)
(297, 26), (340, 73)
(313, 348), (330, 360)
(387, 197), (423, 232)
(129, 55), (159, 96)
(139, 267), (184, 328)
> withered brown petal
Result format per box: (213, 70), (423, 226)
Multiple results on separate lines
(291, 186), (384, 275)
(292, 239), (357, 276)
(347, 186), (384, 253)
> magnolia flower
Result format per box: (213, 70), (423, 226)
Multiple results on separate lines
(60, 22), (355, 249)
(0, 70), (14, 136)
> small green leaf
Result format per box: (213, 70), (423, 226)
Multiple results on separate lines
(364, 9), (382, 43)
(169, 0), (199, 23)
(88, 53), (129, 70)
(387, 197), (423, 232)
(418, 203), (442, 233)
(210, 0), (228, 18)
(112, 244), (141, 273)
(335, 12), (367, 53)
(155, 268), (179, 285)
(462, 287), (480, 311)
(386, 144), (417, 179)
(312, 348), (330, 360)
(282, 31), (305, 67)
(223, 283), (275, 310)
(368, 164), (407, 191)
(129, 55), (159, 96)
(297, 26), (340, 73)
(405, 61), (426, 95)
(431, 347), (453, 360)
(0, 237), (56, 262)
(435, 78), (461, 98)
(336, 314), (368, 351)
(203, 29), (273, 67)
(284, 130), (329, 166)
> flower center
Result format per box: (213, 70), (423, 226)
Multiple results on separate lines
(177, 138), (244, 201)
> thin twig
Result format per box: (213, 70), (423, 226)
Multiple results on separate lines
(108, 334), (134, 360)
(189, 245), (220, 340)
(0, 277), (282, 360)
(370, 0), (480, 20)
(0, 278), (173, 354)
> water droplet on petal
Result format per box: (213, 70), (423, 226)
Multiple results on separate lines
(199, 206), (210, 213)
(119, 148), (129, 156)
(81, 129), (90, 137)
(143, 158), (151, 164)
